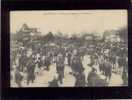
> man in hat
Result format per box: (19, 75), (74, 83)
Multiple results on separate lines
(26, 54), (36, 85)
(87, 67), (97, 86)
(56, 52), (65, 84)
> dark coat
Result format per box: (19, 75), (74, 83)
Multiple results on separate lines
(15, 70), (23, 83)
(56, 55), (65, 74)
(87, 71), (107, 86)
(45, 56), (51, 67)
(75, 73), (86, 87)
(27, 57), (35, 81)
(71, 56), (84, 73)
(104, 62), (112, 77)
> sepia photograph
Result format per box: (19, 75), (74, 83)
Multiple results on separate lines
(10, 10), (128, 87)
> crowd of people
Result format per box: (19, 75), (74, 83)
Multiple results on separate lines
(10, 37), (128, 87)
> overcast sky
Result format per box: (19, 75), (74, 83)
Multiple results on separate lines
(10, 10), (127, 36)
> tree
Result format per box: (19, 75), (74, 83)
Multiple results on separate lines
(117, 27), (127, 43)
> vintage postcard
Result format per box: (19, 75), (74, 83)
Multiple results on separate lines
(10, 10), (128, 87)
